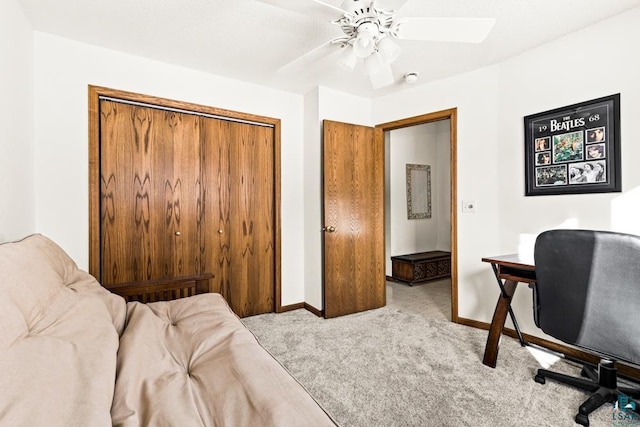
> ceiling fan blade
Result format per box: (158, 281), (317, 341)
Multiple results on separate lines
(277, 40), (339, 75)
(369, 63), (395, 89)
(255, 0), (347, 21)
(395, 17), (496, 43)
(383, 0), (410, 12)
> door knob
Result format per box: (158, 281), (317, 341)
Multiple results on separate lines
(175, 231), (181, 236)
(218, 229), (224, 234)
(322, 226), (336, 233)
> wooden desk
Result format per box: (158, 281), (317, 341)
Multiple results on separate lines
(481, 254), (536, 368)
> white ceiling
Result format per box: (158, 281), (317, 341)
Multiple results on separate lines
(17, 0), (640, 99)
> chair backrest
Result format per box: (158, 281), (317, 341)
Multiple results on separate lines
(534, 229), (640, 365)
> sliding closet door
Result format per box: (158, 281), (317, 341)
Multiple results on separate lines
(201, 118), (275, 317)
(99, 100), (202, 285)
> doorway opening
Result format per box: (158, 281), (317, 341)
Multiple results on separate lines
(377, 109), (458, 322)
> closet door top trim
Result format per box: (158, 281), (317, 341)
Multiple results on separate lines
(99, 96), (274, 128)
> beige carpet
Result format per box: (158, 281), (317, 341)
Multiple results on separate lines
(243, 281), (633, 427)
(385, 278), (452, 321)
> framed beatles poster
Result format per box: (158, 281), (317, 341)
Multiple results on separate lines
(524, 94), (621, 196)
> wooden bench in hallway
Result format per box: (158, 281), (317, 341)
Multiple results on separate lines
(391, 251), (451, 286)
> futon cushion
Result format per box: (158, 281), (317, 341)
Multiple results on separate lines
(0, 234), (127, 427)
(111, 293), (335, 427)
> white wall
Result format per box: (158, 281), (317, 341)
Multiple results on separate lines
(374, 65), (502, 325)
(494, 7), (640, 337)
(8, 5), (640, 327)
(389, 124), (438, 257)
(385, 121), (451, 275)
(31, 33), (307, 306)
(0, 0), (35, 242)
(435, 121), (452, 248)
(374, 7), (640, 340)
(303, 88), (323, 309)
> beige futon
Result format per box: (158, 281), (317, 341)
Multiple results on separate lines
(0, 234), (335, 426)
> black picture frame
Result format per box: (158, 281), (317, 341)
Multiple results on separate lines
(524, 94), (621, 196)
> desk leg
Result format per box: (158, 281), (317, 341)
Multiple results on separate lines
(482, 279), (518, 368)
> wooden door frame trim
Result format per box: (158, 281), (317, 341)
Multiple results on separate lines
(87, 85), (283, 313)
(375, 108), (459, 323)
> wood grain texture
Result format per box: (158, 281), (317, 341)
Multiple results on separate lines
(89, 85), (280, 128)
(482, 279), (518, 368)
(89, 86), (281, 316)
(100, 100), (202, 284)
(201, 118), (275, 317)
(106, 274), (213, 303)
(323, 120), (385, 318)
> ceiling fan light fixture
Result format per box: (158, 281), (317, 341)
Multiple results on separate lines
(260, 0), (497, 91)
(363, 51), (385, 75)
(337, 45), (358, 71)
(377, 36), (400, 64)
(369, 63), (394, 89)
(353, 34), (375, 58)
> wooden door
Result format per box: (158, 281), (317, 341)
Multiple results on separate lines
(99, 100), (202, 285)
(201, 118), (275, 317)
(322, 120), (385, 318)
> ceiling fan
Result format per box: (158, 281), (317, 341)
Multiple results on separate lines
(256, 0), (496, 89)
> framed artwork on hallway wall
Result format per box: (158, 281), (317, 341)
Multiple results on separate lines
(406, 164), (431, 219)
(523, 93), (621, 196)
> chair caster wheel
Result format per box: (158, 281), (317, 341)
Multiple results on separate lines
(534, 374), (546, 384)
(575, 413), (589, 426)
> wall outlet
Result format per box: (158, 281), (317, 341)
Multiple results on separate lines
(462, 200), (477, 213)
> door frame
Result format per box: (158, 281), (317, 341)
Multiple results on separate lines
(87, 85), (283, 312)
(376, 108), (459, 322)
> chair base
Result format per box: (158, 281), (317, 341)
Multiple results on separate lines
(535, 359), (640, 426)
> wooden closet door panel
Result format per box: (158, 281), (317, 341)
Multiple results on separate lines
(200, 118), (231, 295)
(100, 101), (201, 284)
(155, 111), (202, 278)
(200, 118), (275, 317)
(229, 122), (275, 317)
(100, 100), (152, 284)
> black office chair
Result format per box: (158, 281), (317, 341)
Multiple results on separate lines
(533, 229), (640, 426)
